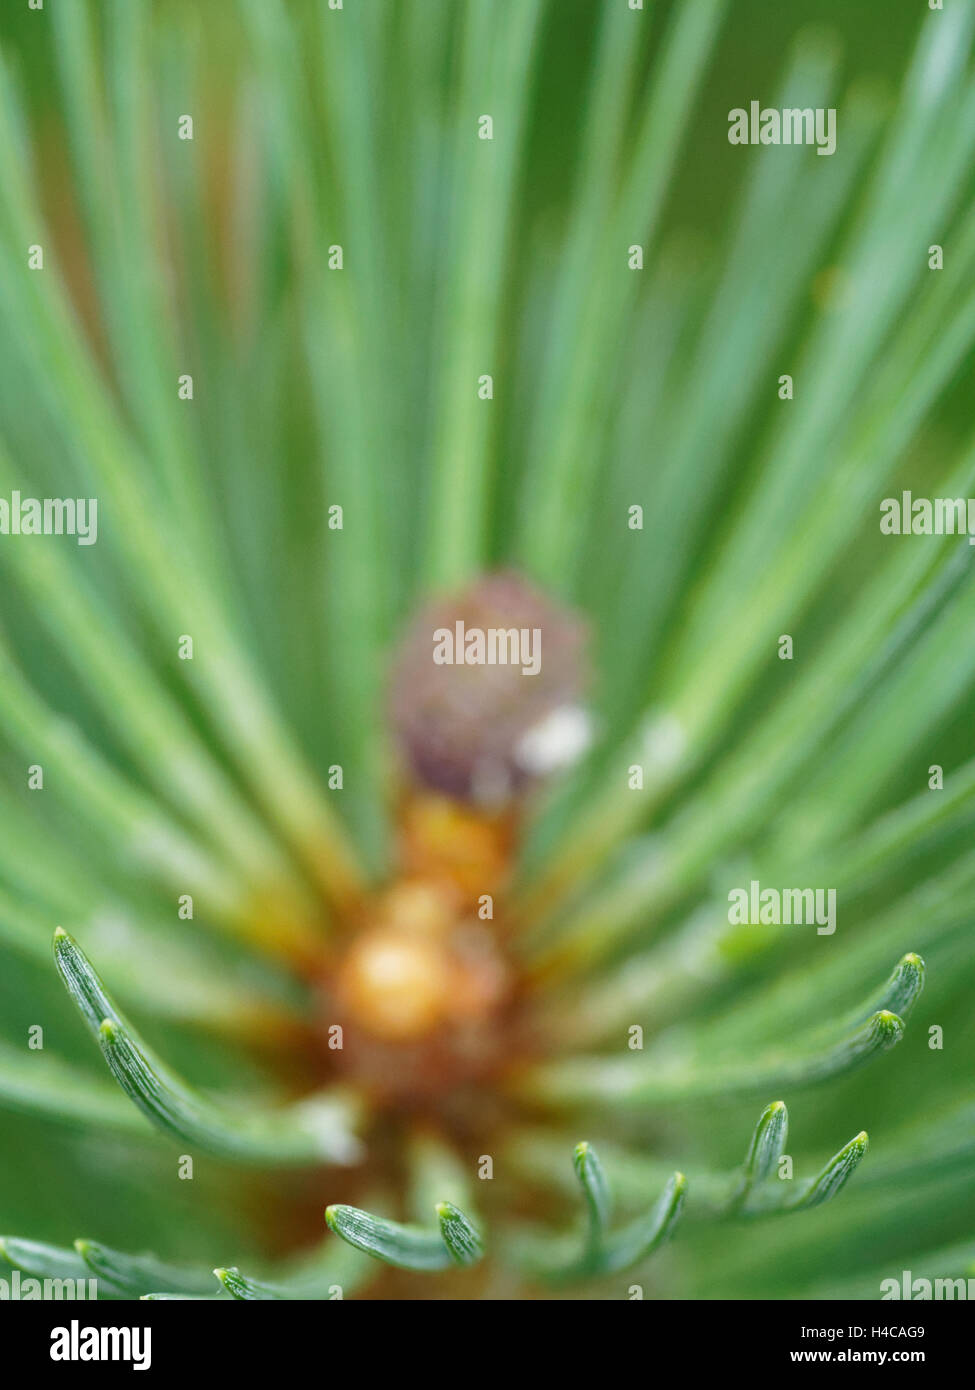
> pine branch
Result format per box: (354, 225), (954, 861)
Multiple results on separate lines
(518, 1005), (905, 1108)
(518, 1144), (685, 1283)
(54, 929), (362, 1166)
(325, 1202), (483, 1272)
(73, 1240), (218, 1298)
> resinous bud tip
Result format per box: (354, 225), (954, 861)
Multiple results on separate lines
(388, 570), (590, 805)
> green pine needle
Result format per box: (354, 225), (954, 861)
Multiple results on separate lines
(54, 928), (362, 1166)
(325, 1202), (484, 1273)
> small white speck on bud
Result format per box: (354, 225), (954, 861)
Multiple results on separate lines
(515, 705), (592, 776)
(389, 571), (588, 804)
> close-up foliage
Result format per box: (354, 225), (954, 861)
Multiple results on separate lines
(0, 0), (973, 1305)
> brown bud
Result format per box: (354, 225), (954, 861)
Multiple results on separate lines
(388, 571), (589, 805)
